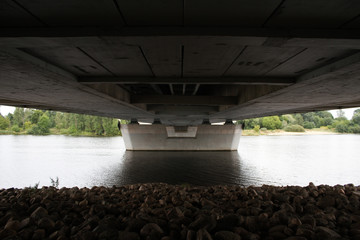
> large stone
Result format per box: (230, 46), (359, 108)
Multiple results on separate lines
(215, 231), (241, 240)
(316, 226), (341, 239)
(30, 207), (48, 221)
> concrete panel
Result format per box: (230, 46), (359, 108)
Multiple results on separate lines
(116, 0), (183, 25)
(15, 0), (124, 26)
(24, 47), (111, 76)
(267, 48), (357, 77)
(80, 44), (153, 76)
(184, 0), (282, 26)
(265, 0), (360, 28)
(121, 124), (241, 151)
(225, 46), (304, 76)
(183, 44), (244, 77)
(0, 0), (43, 27)
(141, 40), (182, 77)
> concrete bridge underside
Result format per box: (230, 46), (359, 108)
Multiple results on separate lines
(1, 0), (360, 150)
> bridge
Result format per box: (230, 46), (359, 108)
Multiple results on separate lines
(1, 0), (360, 150)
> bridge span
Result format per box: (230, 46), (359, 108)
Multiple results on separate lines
(1, 0), (360, 150)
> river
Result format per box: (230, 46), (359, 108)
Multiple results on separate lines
(0, 134), (359, 188)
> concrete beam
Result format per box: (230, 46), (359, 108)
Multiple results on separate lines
(1, 27), (360, 40)
(79, 76), (295, 86)
(147, 105), (219, 115)
(131, 95), (238, 106)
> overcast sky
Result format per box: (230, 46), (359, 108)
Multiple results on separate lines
(1, 105), (359, 120)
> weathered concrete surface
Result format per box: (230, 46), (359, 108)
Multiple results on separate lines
(121, 124), (241, 151)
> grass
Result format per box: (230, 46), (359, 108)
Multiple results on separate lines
(242, 127), (337, 136)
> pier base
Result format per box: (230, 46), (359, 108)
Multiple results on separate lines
(121, 124), (241, 151)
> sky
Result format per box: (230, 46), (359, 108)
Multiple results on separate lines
(1, 105), (359, 120)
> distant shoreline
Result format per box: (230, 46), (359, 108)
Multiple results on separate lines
(242, 128), (341, 136)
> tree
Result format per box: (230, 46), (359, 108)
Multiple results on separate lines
(336, 109), (346, 119)
(261, 116), (282, 130)
(303, 121), (316, 129)
(28, 114), (51, 135)
(352, 109), (360, 125)
(102, 118), (119, 136)
(0, 115), (10, 130)
(13, 107), (25, 128)
(31, 110), (43, 124)
(335, 121), (350, 133)
(294, 114), (304, 126)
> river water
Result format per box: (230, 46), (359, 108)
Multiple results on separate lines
(0, 134), (359, 188)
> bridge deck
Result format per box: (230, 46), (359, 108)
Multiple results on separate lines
(1, 0), (360, 125)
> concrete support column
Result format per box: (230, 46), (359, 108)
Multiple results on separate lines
(120, 124), (241, 151)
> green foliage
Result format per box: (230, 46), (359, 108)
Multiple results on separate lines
(303, 121), (316, 129)
(31, 110), (43, 124)
(352, 109), (360, 125)
(284, 124), (305, 132)
(0, 115), (10, 130)
(349, 125), (360, 134)
(294, 114), (304, 126)
(253, 125), (260, 133)
(261, 116), (282, 130)
(11, 124), (21, 132)
(28, 114), (51, 135)
(24, 121), (32, 130)
(13, 107), (25, 128)
(335, 120), (350, 133)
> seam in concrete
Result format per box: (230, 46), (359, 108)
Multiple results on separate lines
(11, 0), (48, 27)
(338, 13), (360, 29)
(264, 47), (308, 76)
(181, 45), (184, 78)
(222, 46), (247, 76)
(262, 0), (287, 27)
(76, 47), (115, 76)
(112, 0), (128, 26)
(138, 46), (155, 77)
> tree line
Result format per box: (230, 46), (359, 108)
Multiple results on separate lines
(1, 107), (360, 135)
(238, 109), (360, 133)
(0, 107), (123, 136)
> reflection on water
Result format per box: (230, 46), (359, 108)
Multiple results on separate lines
(0, 135), (360, 188)
(104, 151), (252, 186)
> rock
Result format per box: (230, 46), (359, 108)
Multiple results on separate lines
(300, 216), (315, 229)
(288, 217), (302, 228)
(32, 229), (46, 240)
(0, 228), (17, 239)
(38, 217), (55, 231)
(79, 199), (88, 207)
(30, 207), (48, 221)
(216, 214), (241, 231)
(140, 223), (164, 238)
(189, 215), (216, 231)
(317, 196), (335, 209)
(196, 228), (213, 240)
(4, 219), (21, 231)
(214, 231), (241, 240)
(296, 226), (314, 239)
(316, 226), (341, 239)
(19, 218), (30, 230)
(118, 231), (140, 240)
(285, 237), (307, 240)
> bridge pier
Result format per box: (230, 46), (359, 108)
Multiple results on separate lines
(121, 124), (241, 151)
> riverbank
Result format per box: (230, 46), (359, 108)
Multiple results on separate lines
(0, 128), (121, 137)
(0, 183), (359, 239)
(242, 127), (337, 136)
